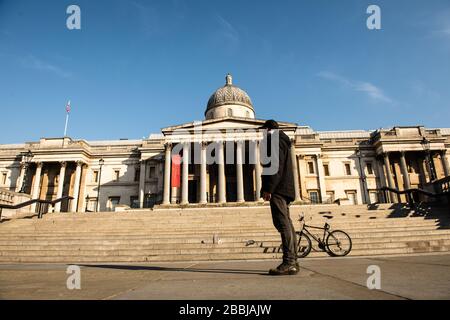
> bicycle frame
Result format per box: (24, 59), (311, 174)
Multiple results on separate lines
(298, 222), (331, 248)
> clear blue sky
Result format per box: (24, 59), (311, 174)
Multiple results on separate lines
(1, 0), (449, 143)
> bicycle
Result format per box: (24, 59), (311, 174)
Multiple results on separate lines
(296, 213), (352, 258)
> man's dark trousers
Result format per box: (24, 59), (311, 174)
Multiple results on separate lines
(270, 193), (298, 265)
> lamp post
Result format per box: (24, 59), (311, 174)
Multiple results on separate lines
(19, 150), (33, 193)
(356, 150), (367, 204)
(96, 158), (104, 212)
(421, 137), (436, 181)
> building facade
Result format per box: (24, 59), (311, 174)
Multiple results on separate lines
(1, 74), (449, 212)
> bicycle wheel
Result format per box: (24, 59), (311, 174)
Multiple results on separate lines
(326, 230), (352, 257)
(296, 232), (312, 258)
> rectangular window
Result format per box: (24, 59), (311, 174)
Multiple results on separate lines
(369, 191), (378, 204)
(149, 166), (156, 178)
(145, 194), (157, 208)
(1, 172), (7, 185)
(86, 197), (97, 212)
(130, 196), (139, 208)
(345, 163), (352, 176)
(323, 164), (330, 176)
(308, 161), (315, 174)
(114, 170), (120, 181)
(108, 196), (120, 211)
(308, 190), (320, 204)
(346, 191), (357, 205)
(326, 191), (335, 203)
(366, 163), (373, 175)
(134, 168), (140, 182)
(92, 171), (99, 183)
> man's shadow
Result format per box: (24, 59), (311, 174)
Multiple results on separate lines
(78, 264), (269, 276)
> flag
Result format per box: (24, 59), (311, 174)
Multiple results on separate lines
(66, 100), (71, 113)
(171, 155), (181, 188)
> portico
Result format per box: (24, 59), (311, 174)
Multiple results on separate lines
(372, 126), (449, 202)
(160, 138), (269, 205)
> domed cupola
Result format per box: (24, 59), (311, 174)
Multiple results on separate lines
(205, 74), (255, 120)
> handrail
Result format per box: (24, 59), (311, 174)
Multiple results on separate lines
(380, 186), (450, 212)
(380, 186), (448, 198)
(0, 196), (74, 220)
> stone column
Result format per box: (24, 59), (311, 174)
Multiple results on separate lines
(78, 168), (88, 212)
(138, 160), (146, 208)
(54, 161), (67, 212)
(376, 158), (387, 203)
(356, 154), (369, 204)
(162, 143), (172, 205)
(399, 152), (411, 189)
(181, 142), (189, 204)
(440, 150), (450, 177)
(298, 155), (308, 200)
(236, 140), (245, 203)
(253, 140), (262, 201)
(199, 142), (207, 204)
(383, 153), (397, 202)
(15, 163), (25, 192)
(217, 141), (226, 203)
(431, 152), (441, 179)
(70, 161), (83, 212)
(290, 140), (301, 202)
(424, 152), (433, 182)
(315, 155), (327, 203)
(418, 157), (428, 185)
(30, 162), (43, 212)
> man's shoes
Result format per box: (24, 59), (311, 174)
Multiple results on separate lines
(268, 262), (299, 275)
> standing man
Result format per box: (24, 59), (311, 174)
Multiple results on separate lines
(260, 120), (298, 275)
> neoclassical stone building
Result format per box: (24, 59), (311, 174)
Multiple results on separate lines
(0, 74), (449, 212)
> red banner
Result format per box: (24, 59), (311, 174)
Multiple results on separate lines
(171, 155), (181, 188)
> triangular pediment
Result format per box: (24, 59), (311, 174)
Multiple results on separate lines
(161, 117), (298, 134)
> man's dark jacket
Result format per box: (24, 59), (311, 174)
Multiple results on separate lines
(261, 130), (296, 202)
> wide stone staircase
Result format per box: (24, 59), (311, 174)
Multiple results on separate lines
(0, 203), (449, 263)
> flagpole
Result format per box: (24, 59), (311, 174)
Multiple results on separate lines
(64, 100), (70, 137)
(64, 113), (69, 137)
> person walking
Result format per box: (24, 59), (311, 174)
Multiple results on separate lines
(260, 119), (299, 275)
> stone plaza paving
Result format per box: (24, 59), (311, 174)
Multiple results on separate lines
(0, 252), (449, 300)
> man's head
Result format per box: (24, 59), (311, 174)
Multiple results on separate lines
(260, 119), (279, 130)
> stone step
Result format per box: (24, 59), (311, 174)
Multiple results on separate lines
(1, 245), (450, 263)
(0, 227), (446, 240)
(33, 210), (446, 219)
(1, 203), (448, 263)
(2, 239), (450, 257)
(26, 207), (445, 219)
(5, 217), (448, 227)
(2, 216), (447, 230)
(2, 231), (450, 247)
(1, 220), (445, 232)
(1, 237), (450, 252)
(1, 232), (449, 246)
(1, 226), (450, 240)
